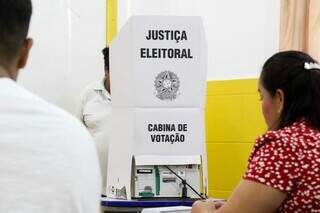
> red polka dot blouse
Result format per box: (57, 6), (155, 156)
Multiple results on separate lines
(244, 119), (320, 212)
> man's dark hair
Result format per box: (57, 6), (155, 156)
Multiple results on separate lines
(261, 50), (320, 130)
(0, 0), (32, 67)
(102, 47), (109, 71)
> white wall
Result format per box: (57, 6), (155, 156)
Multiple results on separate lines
(19, 0), (105, 114)
(118, 0), (280, 80)
(16, 0), (279, 113)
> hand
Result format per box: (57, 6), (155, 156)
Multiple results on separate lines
(207, 198), (226, 210)
(191, 200), (217, 213)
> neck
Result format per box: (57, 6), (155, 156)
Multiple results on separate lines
(0, 66), (13, 79)
(104, 77), (110, 93)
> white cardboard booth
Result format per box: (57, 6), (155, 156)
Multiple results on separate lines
(107, 16), (207, 200)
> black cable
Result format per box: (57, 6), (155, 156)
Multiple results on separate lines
(164, 165), (206, 199)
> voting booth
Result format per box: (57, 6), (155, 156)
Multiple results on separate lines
(107, 16), (207, 200)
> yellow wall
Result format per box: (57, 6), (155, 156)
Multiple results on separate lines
(106, 0), (118, 45)
(205, 79), (266, 198)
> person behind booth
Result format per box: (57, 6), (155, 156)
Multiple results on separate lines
(0, 0), (101, 212)
(192, 51), (320, 213)
(77, 47), (111, 195)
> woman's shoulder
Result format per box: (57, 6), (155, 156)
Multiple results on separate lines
(245, 119), (320, 200)
(253, 119), (320, 157)
(258, 119), (318, 143)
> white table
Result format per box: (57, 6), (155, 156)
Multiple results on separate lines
(141, 206), (191, 213)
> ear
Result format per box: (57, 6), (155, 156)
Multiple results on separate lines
(17, 38), (33, 69)
(275, 89), (284, 113)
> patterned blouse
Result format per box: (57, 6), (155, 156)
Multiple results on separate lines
(244, 119), (320, 212)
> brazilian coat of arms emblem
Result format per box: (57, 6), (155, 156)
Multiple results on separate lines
(154, 71), (180, 101)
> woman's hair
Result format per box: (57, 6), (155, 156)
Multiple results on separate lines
(260, 50), (320, 130)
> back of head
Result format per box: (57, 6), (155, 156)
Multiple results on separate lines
(260, 51), (320, 130)
(0, 0), (32, 69)
(102, 47), (109, 71)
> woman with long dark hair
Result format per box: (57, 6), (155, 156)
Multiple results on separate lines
(192, 51), (320, 212)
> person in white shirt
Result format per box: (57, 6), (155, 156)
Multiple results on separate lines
(78, 47), (111, 195)
(0, 0), (101, 212)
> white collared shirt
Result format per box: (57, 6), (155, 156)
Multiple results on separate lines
(78, 80), (111, 136)
(77, 79), (111, 195)
(0, 78), (101, 212)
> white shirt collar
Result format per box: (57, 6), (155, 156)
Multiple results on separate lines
(93, 78), (111, 101)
